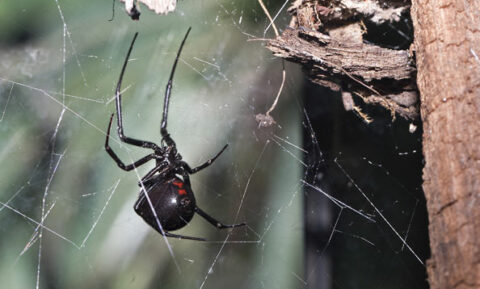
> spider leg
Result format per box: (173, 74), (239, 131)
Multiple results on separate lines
(105, 114), (155, 171)
(115, 32), (159, 150)
(195, 207), (246, 229)
(180, 165), (245, 230)
(183, 144), (228, 174)
(160, 27), (192, 146)
(159, 231), (207, 242)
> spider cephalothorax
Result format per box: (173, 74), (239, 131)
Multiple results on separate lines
(104, 28), (245, 241)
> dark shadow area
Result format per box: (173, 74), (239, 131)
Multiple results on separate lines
(303, 79), (429, 289)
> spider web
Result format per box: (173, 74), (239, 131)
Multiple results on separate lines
(0, 1), (428, 288)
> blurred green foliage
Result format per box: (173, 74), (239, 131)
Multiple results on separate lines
(0, 1), (303, 288)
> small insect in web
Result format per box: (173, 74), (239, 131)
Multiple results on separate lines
(104, 28), (246, 241)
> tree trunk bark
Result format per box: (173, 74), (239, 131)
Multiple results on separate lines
(410, 1), (480, 289)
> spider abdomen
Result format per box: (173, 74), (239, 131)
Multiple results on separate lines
(134, 177), (196, 232)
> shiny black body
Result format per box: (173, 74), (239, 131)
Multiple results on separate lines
(104, 28), (245, 241)
(134, 176), (196, 232)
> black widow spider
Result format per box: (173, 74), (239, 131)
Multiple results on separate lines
(105, 28), (245, 241)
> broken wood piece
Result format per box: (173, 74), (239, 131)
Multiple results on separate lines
(267, 27), (419, 120)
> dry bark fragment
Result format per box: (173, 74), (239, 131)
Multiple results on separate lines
(266, 0), (419, 120)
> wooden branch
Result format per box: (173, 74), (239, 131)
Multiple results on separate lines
(411, 0), (480, 288)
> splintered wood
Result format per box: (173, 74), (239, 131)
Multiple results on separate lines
(266, 0), (419, 121)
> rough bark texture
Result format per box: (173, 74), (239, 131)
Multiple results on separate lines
(411, 1), (480, 289)
(266, 0), (419, 121)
